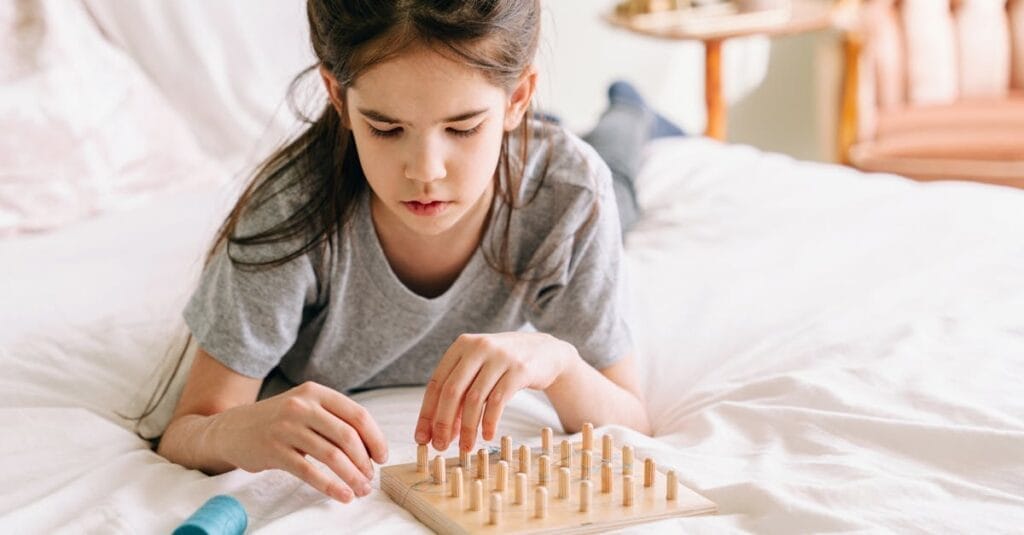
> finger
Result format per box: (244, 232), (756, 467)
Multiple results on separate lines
(452, 411), (463, 444)
(280, 449), (354, 504)
(296, 428), (374, 498)
(415, 340), (467, 445)
(309, 406), (374, 479)
(433, 355), (485, 450)
(458, 363), (507, 451)
(481, 371), (520, 441)
(319, 391), (389, 466)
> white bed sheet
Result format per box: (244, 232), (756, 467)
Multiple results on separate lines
(2, 138), (1024, 533)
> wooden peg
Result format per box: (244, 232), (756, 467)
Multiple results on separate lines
(433, 455), (446, 485)
(477, 449), (489, 480)
(460, 449), (471, 472)
(581, 450), (593, 480)
(580, 480), (593, 512)
(601, 464), (612, 493)
(417, 444), (428, 473)
(496, 460), (509, 492)
(560, 439), (572, 469)
(623, 475), (635, 506)
(541, 427), (553, 458)
(602, 435), (613, 463)
(644, 458), (655, 488)
(515, 473), (527, 505)
(535, 487), (548, 519)
(451, 467), (464, 498)
(518, 444), (531, 477)
(489, 492), (502, 526)
(622, 445), (634, 476)
(501, 436), (512, 463)
(667, 470), (678, 501)
(558, 467), (570, 499)
(538, 454), (550, 485)
(471, 479), (483, 511)
(582, 422), (594, 451)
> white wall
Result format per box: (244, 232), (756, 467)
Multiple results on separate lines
(728, 29), (844, 162)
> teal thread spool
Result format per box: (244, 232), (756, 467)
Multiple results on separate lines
(173, 495), (248, 535)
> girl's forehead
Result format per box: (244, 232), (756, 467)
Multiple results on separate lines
(354, 45), (492, 90)
(348, 46), (507, 122)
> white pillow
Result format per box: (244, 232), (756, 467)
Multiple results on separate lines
(0, 0), (207, 237)
(80, 0), (318, 162)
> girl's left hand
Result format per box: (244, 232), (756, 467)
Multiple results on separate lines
(414, 332), (578, 452)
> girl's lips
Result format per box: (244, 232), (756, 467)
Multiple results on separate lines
(402, 200), (450, 216)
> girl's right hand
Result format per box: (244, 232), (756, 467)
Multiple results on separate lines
(212, 381), (389, 503)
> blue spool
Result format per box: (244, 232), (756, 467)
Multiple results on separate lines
(173, 495), (248, 535)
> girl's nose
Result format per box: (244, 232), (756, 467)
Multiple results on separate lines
(404, 137), (446, 183)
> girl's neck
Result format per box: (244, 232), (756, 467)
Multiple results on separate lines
(370, 183), (494, 298)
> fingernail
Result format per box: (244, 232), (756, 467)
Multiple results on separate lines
(432, 438), (444, 450)
(415, 431), (428, 443)
(360, 482), (373, 496)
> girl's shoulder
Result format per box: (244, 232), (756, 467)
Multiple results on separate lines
(513, 118), (613, 200)
(496, 119), (619, 270)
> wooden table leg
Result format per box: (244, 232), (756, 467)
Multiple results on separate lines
(838, 31), (862, 165)
(704, 38), (726, 140)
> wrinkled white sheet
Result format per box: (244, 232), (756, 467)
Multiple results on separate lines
(2, 138), (1024, 533)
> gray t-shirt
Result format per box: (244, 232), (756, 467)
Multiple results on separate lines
(183, 119), (632, 393)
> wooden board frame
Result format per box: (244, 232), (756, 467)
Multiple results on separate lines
(382, 440), (717, 534)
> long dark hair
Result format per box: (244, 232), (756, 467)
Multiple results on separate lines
(129, 0), (596, 440)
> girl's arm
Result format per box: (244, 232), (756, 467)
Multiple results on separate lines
(157, 348), (263, 474)
(415, 333), (651, 452)
(544, 353), (651, 436)
(158, 347), (388, 503)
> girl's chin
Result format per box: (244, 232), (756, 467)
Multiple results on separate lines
(399, 211), (458, 236)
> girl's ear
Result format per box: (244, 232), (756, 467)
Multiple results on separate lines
(504, 65), (538, 131)
(319, 65), (351, 128)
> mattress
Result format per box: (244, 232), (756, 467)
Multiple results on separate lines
(2, 137), (1023, 533)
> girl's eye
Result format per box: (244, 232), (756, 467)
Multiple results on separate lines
(448, 125), (481, 138)
(369, 126), (401, 138)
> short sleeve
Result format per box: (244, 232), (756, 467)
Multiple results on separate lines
(183, 186), (319, 378)
(525, 163), (633, 370)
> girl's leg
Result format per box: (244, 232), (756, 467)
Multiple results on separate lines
(583, 81), (684, 235)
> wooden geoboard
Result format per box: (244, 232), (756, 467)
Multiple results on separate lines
(382, 426), (717, 534)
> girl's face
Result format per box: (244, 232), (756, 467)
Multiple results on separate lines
(321, 45), (536, 238)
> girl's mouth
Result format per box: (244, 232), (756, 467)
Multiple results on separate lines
(402, 200), (450, 216)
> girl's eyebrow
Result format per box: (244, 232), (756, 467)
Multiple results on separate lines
(357, 108), (488, 125)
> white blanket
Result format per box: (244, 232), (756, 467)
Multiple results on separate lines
(2, 138), (1023, 533)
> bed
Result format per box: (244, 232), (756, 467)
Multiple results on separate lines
(3, 1), (1024, 533)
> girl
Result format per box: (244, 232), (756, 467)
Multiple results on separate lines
(156, 0), (680, 505)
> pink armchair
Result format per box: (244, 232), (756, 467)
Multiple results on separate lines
(839, 0), (1024, 188)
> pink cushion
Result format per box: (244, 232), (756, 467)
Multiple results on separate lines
(850, 144), (1024, 186)
(955, 0), (1011, 99)
(874, 92), (1024, 139)
(850, 94), (1024, 185)
(1012, 0), (1024, 89)
(901, 0), (959, 105)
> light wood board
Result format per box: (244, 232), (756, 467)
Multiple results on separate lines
(382, 441), (717, 534)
